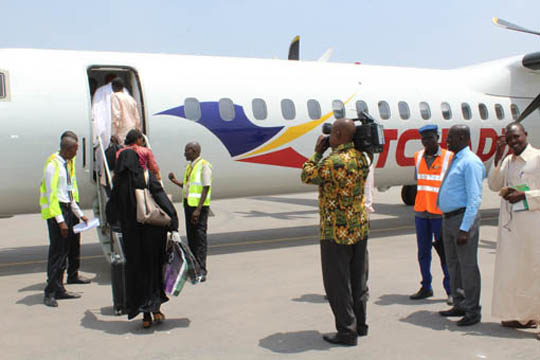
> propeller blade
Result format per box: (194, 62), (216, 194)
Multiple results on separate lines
(516, 92), (540, 123)
(288, 35), (300, 61)
(492, 17), (540, 36)
(318, 48), (334, 62)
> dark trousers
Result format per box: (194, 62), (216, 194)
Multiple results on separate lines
(442, 213), (481, 316)
(321, 238), (368, 338)
(44, 204), (77, 297)
(414, 217), (451, 294)
(67, 231), (81, 279)
(184, 201), (209, 275)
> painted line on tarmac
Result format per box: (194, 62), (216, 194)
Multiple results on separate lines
(0, 217), (497, 268)
(0, 255), (104, 268)
(208, 224), (415, 248)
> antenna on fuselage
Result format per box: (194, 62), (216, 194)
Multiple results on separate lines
(493, 17), (540, 123)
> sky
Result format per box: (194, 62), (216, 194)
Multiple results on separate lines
(2, 0), (540, 69)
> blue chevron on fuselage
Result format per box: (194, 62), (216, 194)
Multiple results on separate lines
(157, 102), (284, 157)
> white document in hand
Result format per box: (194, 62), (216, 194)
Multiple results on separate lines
(73, 218), (100, 233)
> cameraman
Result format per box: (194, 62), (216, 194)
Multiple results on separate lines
(301, 118), (371, 346)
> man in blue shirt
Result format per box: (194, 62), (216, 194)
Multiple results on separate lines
(437, 125), (485, 326)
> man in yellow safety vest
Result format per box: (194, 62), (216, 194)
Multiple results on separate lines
(45, 131), (91, 285)
(40, 135), (88, 307)
(168, 142), (212, 281)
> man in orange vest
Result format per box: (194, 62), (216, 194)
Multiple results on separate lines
(410, 124), (453, 304)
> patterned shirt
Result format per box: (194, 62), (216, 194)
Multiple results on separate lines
(301, 142), (370, 244)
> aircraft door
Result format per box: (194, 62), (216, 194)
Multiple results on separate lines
(86, 66), (147, 180)
(86, 66), (146, 262)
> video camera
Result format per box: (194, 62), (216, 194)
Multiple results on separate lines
(322, 111), (385, 153)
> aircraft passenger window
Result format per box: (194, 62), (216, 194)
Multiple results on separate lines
(461, 103), (472, 120)
(332, 99), (345, 119)
(441, 102), (452, 120)
(356, 100), (369, 115)
(479, 103), (488, 120)
(184, 98), (201, 121)
(419, 102), (431, 120)
(495, 104), (505, 120)
(378, 101), (391, 120)
(0, 72), (5, 98)
(218, 98), (235, 121)
(398, 101), (410, 120)
(281, 99), (296, 120)
(511, 104), (520, 120)
(252, 98), (267, 120)
(307, 99), (321, 120)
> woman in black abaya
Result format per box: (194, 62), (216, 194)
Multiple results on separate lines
(108, 148), (178, 328)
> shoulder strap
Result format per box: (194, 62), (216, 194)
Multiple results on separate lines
(143, 169), (149, 187)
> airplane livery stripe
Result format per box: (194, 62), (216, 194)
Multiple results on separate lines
(238, 110), (334, 158)
(236, 147), (308, 168)
(157, 102), (284, 157)
(239, 93), (357, 158)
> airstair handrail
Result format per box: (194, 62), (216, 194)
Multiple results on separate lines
(142, 133), (151, 150)
(97, 136), (113, 190)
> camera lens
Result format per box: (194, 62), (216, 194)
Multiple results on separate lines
(322, 123), (332, 135)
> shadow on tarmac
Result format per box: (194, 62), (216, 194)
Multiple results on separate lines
(375, 293), (447, 306)
(80, 310), (190, 335)
(18, 282), (46, 292)
(259, 330), (333, 353)
(399, 310), (536, 340)
(291, 294), (327, 304)
(16, 293), (44, 306)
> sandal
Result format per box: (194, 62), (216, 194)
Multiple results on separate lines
(501, 320), (537, 329)
(143, 313), (153, 328)
(153, 311), (165, 323)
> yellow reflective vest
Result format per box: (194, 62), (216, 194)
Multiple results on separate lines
(39, 154), (79, 220)
(183, 158), (212, 207)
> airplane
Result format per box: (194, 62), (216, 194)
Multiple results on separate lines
(1, 17), (540, 225)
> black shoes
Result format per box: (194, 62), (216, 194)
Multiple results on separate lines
(440, 306), (481, 326)
(439, 307), (466, 317)
(357, 325), (368, 337)
(457, 314), (481, 326)
(44, 288), (81, 306)
(55, 291), (81, 300)
(67, 275), (91, 284)
(323, 333), (358, 346)
(409, 287), (433, 300)
(43, 295), (58, 307)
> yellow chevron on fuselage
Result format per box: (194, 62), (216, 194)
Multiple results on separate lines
(238, 93), (356, 158)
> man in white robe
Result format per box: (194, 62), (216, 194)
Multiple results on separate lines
(111, 77), (141, 144)
(91, 74), (116, 150)
(91, 74), (131, 179)
(488, 122), (540, 337)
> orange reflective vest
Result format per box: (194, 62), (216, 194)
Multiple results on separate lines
(413, 148), (453, 214)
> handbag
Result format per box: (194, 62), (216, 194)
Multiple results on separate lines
(135, 170), (172, 227)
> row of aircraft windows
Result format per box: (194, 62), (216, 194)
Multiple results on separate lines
(182, 97), (521, 122)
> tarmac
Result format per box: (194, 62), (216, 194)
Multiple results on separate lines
(0, 185), (539, 360)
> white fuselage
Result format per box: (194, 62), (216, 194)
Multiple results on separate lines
(1, 49), (539, 216)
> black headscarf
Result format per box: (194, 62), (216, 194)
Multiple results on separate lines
(107, 149), (144, 226)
